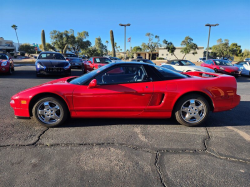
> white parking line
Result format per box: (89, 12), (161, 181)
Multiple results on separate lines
(226, 126), (250, 141)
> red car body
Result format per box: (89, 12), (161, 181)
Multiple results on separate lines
(82, 57), (112, 73)
(0, 53), (14, 74)
(201, 59), (240, 76)
(10, 62), (240, 127)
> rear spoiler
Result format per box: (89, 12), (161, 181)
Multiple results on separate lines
(183, 71), (220, 78)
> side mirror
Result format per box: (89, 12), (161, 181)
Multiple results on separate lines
(88, 79), (97, 89)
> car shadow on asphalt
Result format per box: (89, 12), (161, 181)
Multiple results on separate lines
(236, 76), (250, 82)
(0, 69), (83, 79)
(59, 118), (180, 128)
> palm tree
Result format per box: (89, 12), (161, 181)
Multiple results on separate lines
(11, 24), (19, 50)
(105, 40), (109, 54)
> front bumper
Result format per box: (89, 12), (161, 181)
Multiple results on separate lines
(217, 69), (241, 76)
(0, 66), (10, 73)
(10, 99), (30, 117)
(36, 68), (71, 75)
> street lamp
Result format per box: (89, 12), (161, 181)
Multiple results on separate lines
(205, 23), (219, 60)
(119, 23), (131, 59)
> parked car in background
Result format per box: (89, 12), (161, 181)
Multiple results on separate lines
(10, 62), (240, 128)
(63, 53), (83, 69)
(0, 53), (14, 75)
(82, 57), (112, 73)
(244, 58), (250, 61)
(136, 56), (143, 60)
(109, 57), (122, 63)
(197, 57), (206, 62)
(161, 60), (215, 73)
(35, 52), (71, 77)
(201, 59), (240, 77)
(131, 59), (156, 65)
(233, 61), (250, 76)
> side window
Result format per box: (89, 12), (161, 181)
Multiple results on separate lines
(95, 65), (147, 85)
(171, 61), (180, 65)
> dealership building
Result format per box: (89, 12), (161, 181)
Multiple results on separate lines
(135, 46), (205, 61)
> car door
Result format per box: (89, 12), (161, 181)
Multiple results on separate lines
(73, 64), (154, 117)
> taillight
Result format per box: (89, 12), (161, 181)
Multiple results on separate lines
(66, 58), (69, 61)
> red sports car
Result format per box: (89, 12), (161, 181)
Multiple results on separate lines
(82, 57), (112, 73)
(0, 53), (14, 74)
(201, 59), (240, 77)
(10, 62), (240, 127)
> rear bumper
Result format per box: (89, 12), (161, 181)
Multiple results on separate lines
(213, 94), (241, 112)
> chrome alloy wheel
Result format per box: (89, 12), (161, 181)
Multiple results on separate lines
(180, 99), (206, 124)
(37, 101), (62, 124)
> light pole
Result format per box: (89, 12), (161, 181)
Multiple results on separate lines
(205, 23), (219, 60)
(119, 23), (131, 60)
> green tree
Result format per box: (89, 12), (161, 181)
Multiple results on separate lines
(141, 33), (161, 60)
(82, 47), (100, 57)
(229, 43), (242, 57)
(18, 43), (36, 54)
(163, 40), (178, 59)
(180, 36), (198, 59)
(212, 39), (230, 59)
(94, 37), (107, 56)
(50, 30), (91, 54)
(39, 43), (56, 51)
(105, 40), (109, 53)
(243, 49), (250, 58)
(11, 24), (19, 49)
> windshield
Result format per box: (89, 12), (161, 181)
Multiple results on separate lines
(180, 60), (195, 66)
(39, 53), (65, 60)
(214, 60), (232, 66)
(0, 54), (7, 59)
(94, 58), (112, 64)
(70, 64), (112, 85)
(154, 66), (188, 78)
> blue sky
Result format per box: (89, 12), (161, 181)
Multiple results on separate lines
(2, 0), (250, 51)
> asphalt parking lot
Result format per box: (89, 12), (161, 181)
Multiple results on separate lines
(0, 65), (250, 187)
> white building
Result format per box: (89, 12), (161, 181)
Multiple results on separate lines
(0, 37), (16, 54)
(158, 47), (205, 61)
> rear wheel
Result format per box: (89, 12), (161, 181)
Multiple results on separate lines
(174, 94), (210, 127)
(32, 97), (69, 127)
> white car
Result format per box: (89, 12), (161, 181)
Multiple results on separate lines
(161, 60), (215, 73)
(234, 61), (250, 76)
(197, 57), (206, 62)
(109, 57), (122, 63)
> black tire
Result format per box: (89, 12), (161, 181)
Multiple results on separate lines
(174, 94), (210, 127)
(82, 65), (85, 74)
(214, 68), (218, 73)
(32, 97), (69, 127)
(8, 66), (13, 75)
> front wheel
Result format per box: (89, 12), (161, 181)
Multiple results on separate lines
(32, 97), (69, 127)
(174, 94), (210, 127)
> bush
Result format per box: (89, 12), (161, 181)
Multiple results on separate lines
(157, 57), (165, 60)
